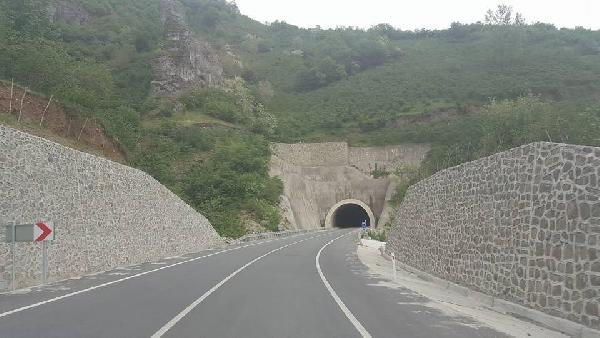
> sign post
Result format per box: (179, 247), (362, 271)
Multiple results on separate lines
(34, 222), (54, 285)
(42, 241), (48, 284)
(360, 220), (368, 242)
(5, 221), (55, 289)
(11, 222), (15, 292)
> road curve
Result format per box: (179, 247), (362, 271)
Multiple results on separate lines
(0, 229), (505, 338)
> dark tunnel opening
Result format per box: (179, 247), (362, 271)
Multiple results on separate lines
(332, 204), (370, 228)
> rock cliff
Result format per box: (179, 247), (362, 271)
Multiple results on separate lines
(152, 0), (224, 96)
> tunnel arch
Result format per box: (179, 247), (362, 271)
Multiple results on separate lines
(325, 199), (376, 228)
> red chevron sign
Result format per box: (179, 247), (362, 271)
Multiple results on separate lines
(34, 222), (54, 242)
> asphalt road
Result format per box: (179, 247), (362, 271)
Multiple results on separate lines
(0, 229), (506, 338)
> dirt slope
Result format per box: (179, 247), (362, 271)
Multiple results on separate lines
(0, 82), (125, 162)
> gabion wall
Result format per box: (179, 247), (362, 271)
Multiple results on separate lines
(0, 126), (223, 291)
(388, 142), (600, 329)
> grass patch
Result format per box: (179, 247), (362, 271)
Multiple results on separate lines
(143, 111), (240, 129)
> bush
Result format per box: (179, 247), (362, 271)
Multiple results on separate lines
(130, 123), (283, 238)
(366, 229), (386, 242)
(181, 88), (239, 122)
(371, 168), (389, 178)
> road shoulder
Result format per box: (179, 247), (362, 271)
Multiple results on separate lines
(357, 239), (570, 338)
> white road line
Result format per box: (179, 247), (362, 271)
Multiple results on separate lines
(150, 232), (333, 338)
(316, 231), (373, 338)
(0, 232), (321, 319)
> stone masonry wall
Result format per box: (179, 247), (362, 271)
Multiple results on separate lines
(272, 142), (430, 174)
(348, 144), (430, 174)
(387, 142), (600, 329)
(271, 142), (349, 167)
(0, 126), (223, 291)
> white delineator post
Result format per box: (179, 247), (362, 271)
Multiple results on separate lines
(391, 252), (397, 282)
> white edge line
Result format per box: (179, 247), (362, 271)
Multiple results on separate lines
(150, 232), (331, 338)
(0, 232), (320, 319)
(316, 231), (373, 338)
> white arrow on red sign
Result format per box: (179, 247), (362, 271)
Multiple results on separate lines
(34, 222), (54, 242)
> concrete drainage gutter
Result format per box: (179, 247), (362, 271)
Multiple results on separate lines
(380, 247), (600, 338)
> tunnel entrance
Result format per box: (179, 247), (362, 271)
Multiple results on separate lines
(331, 204), (370, 228)
(324, 199), (376, 229)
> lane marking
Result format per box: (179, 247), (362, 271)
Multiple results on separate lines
(316, 231), (373, 338)
(151, 231), (336, 338)
(0, 231), (325, 319)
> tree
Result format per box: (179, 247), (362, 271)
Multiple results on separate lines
(369, 23), (396, 38)
(5, 0), (52, 37)
(319, 57), (347, 83)
(296, 67), (326, 91)
(257, 81), (274, 102)
(514, 13), (526, 26)
(484, 4), (525, 26)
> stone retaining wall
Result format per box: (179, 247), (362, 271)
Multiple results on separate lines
(271, 142), (349, 167)
(387, 142), (600, 330)
(348, 144), (430, 174)
(0, 126), (223, 291)
(271, 142), (430, 174)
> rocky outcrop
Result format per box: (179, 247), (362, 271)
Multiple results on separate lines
(152, 0), (224, 96)
(47, 1), (91, 25)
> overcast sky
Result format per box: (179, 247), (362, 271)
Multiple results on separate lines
(234, 0), (599, 31)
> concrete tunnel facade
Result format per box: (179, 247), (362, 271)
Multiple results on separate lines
(325, 199), (375, 228)
(269, 142), (430, 230)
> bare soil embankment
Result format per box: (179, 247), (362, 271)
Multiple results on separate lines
(0, 81), (125, 162)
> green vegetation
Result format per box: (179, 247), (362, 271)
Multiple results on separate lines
(179, 1), (402, 91)
(269, 24), (600, 143)
(390, 165), (422, 206)
(370, 168), (390, 179)
(0, 0), (282, 238)
(1, 1), (600, 236)
(365, 229), (386, 242)
(133, 124), (282, 238)
(388, 96), (599, 205)
(0, 0), (160, 150)
(407, 96), (597, 176)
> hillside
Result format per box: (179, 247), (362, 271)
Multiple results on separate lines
(0, 80), (125, 161)
(1, 0), (599, 236)
(271, 26), (600, 141)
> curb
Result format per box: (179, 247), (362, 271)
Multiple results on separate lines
(380, 248), (600, 338)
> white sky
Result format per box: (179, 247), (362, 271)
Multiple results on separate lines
(234, 0), (600, 30)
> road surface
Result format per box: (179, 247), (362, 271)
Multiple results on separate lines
(0, 229), (507, 338)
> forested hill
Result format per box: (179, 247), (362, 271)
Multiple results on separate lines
(1, 0), (599, 236)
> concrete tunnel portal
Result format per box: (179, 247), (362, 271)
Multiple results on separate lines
(325, 199), (376, 228)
